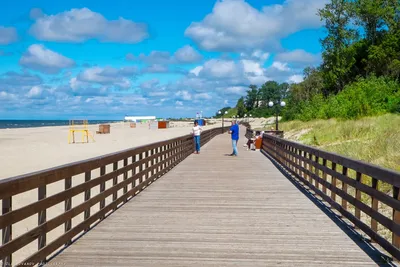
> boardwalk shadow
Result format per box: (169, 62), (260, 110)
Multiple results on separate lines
(260, 150), (396, 267)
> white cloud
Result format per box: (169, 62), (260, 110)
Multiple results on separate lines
(140, 79), (159, 90)
(275, 49), (321, 67)
(71, 66), (138, 90)
(26, 86), (43, 98)
(251, 50), (270, 61)
(175, 90), (192, 100)
(0, 26), (18, 45)
(240, 50), (270, 62)
(133, 51), (172, 65)
(128, 45), (203, 65)
(175, 101), (183, 106)
(190, 66), (203, 76)
(142, 64), (169, 73)
(189, 58), (270, 85)
(29, 8), (149, 43)
(0, 91), (17, 101)
(223, 86), (248, 95)
(149, 91), (169, 97)
(19, 44), (75, 74)
(194, 93), (212, 100)
(174, 45), (203, 63)
(288, 74), (304, 83)
(241, 60), (264, 76)
(272, 61), (290, 71)
(0, 71), (43, 94)
(199, 59), (241, 79)
(185, 0), (328, 51)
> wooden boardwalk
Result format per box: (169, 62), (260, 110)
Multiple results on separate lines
(51, 129), (390, 266)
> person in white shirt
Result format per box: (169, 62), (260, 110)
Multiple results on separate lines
(192, 121), (202, 154)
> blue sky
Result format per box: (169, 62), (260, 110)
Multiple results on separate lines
(0, 0), (328, 119)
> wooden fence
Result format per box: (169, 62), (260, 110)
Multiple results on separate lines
(245, 128), (284, 139)
(261, 132), (400, 261)
(0, 127), (228, 267)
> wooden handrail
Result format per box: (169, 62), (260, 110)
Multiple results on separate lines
(260, 132), (400, 261)
(245, 128), (284, 139)
(0, 126), (230, 266)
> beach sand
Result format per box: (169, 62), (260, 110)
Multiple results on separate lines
(0, 121), (223, 179)
(0, 119), (238, 264)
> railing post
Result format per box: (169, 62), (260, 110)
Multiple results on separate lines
(331, 162), (337, 207)
(84, 171), (91, 231)
(123, 158), (128, 198)
(145, 150), (150, 180)
(322, 159), (327, 195)
(297, 149), (301, 175)
(65, 177), (72, 243)
(131, 154), (136, 189)
(138, 152), (143, 183)
(314, 156), (319, 191)
(155, 147), (160, 175)
(100, 165), (106, 219)
(308, 153), (313, 185)
(113, 161), (118, 206)
(354, 172), (362, 223)
(341, 166), (348, 211)
(38, 184), (46, 265)
(2, 196), (12, 267)
(393, 186), (400, 249)
(371, 178), (379, 237)
(161, 145), (165, 171)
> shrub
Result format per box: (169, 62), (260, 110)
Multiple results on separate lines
(283, 76), (399, 121)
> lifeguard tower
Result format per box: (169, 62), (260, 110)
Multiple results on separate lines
(68, 120), (95, 144)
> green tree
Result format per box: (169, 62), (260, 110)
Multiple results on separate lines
(318, 0), (358, 93)
(215, 106), (231, 118)
(351, 0), (400, 77)
(245, 85), (259, 110)
(236, 97), (246, 117)
(258, 81), (289, 106)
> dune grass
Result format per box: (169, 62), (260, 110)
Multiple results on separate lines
(280, 114), (400, 172)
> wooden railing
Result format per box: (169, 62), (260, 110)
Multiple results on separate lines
(0, 127), (229, 267)
(261, 133), (400, 261)
(245, 128), (284, 139)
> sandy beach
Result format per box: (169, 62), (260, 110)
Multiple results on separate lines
(0, 117), (272, 179)
(0, 121), (216, 179)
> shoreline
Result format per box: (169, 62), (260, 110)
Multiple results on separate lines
(0, 120), (122, 130)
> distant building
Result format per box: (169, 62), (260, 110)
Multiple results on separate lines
(124, 115), (156, 122)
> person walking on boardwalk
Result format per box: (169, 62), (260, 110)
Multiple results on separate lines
(192, 121), (202, 154)
(228, 120), (239, 156)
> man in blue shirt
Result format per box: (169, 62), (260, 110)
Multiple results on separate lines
(228, 120), (239, 156)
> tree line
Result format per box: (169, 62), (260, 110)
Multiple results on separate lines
(216, 0), (400, 122)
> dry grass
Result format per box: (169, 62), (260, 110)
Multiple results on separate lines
(280, 114), (400, 172)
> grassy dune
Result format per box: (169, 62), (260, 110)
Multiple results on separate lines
(280, 114), (400, 172)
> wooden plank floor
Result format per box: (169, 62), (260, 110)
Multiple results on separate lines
(52, 129), (391, 266)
